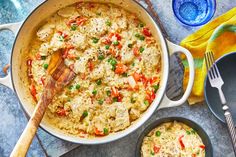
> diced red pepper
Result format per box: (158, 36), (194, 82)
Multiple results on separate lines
(27, 59), (32, 66)
(76, 17), (87, 26)
(56, 107), (67, 116)
(178, 135), (185, 150)
(66, 19), (76, 27)
(153, 145), (160, 154)
(102, 38), (112, 45)
(108, 33), (122, 41)
(88, 60), (94, 71)
(117, 94), (123, 102)
(117, 43), (122, 50)
(30, 84), (37, 101)
(41, 76), (46, 86)
(35, 53), (42, 60)
(111, 87), (119, 97)
(192, 154), (197, 157)
(57, 31), (68, 39)
(133, 47), (140, 57)
(132, 72), (142, 82)
(146, 90), (156, 104)
(142, 27), (152, 37)
(95, 128), (104, 136)
(67, 54), (77, 59)
(149, 77), (158, 85)
(115, 63), (128, 74)
(199, 145), (205, 149)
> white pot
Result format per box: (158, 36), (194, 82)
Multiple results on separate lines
(0, 0), (194, 144)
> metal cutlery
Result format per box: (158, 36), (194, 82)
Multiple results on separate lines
(205, 51), (236, 153)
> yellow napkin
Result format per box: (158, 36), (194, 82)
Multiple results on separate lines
(180, 7), (236, 105)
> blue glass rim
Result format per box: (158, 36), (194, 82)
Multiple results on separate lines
(172, 0), (216, 27)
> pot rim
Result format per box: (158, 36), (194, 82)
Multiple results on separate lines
(135, 117), (213, 157)
(10, 0), (170, 144)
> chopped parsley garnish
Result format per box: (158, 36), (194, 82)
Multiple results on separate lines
(82, 111), (88, 117)
(122, 73), (128, 77)
(75, 84), (81, 90)
(128, 43), (133, 48)
(96, 79), (102, 85)
(41, 56), (46, 60)
(105, 20), (111, 26)
(132, 63), (135, 66)
(113, 97), (118, 102)
(144, 100), (149, 106)
(138, 23), (145, 27)
(92, 37), (99, 43)
(113, 41), (119, 46)
(131, 97), (136, 103)
(76, 56), (80, 60)
(139, 47), (144, 53)
(191, 129), (196, 134)
(43, 64), (48, 69)
(58, 36), (64, 42)
(71, 25), (77, 31)
(96, 12), (101, 16)
(98, 55), (105, 60)
(105, 45), (110, 50)
(106, 90), (111, 96)
(68, 85), (74, 90)
(155, 131), (161, 137)
(92, 90), (97, 95)
(135, 33), (140, 38)
(98, 99), (104, 105)
(103, 128), (109, 135)
(153, 84), (159, 93)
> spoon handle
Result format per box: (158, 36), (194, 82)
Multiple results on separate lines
(10, 77), (57, 157)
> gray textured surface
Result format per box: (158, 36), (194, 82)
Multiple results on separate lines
(0, 0), (235, 157)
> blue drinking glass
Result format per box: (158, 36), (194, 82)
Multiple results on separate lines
(172, 0), (216, 26)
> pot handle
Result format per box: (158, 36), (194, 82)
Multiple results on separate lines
(158, 40), (194, 109)
(0, 22), (22, 90)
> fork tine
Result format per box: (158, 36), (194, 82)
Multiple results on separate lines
(210, 51), (221, 78)
(209, 51), (219, 78)
(205, 52), (213, 79)
(208, 52), (216, 78)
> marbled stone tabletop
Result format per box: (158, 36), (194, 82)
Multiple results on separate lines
(0, 0), (235, 157)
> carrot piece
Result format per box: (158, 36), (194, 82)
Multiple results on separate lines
(142, 27), (152, 37)
(133, 47), (140, 57)
(115, 63), (128, 74)
(111, 87), (119, 97)
(153, 145), (160, 154)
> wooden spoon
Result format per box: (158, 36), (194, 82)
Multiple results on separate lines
(10, 50), (76, 157)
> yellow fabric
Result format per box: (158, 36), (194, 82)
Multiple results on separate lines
(180, 7), (236, 105)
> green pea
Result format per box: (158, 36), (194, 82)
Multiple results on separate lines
(113, 41), (119, 46)
(43, 64), (48, 69)
(103, 128), (109, 135)
(92, 37), (99, 43)
(113, 97), (118, 102)
(106, 90), (111, 96)
(139, 35), (145, 41)
(122, 73), (128, 77)
(105, 20), (111, 26)
(139, 47), (145, 53)
(98, 99), (104, 105)
(144, 100), (149, 106)
(92, 90), (97, 95)
(153, 85), (159, 93)
(139, 23), (145, 28)
(71, 25), (77, 31)
(155, 131), (161, 137)
(98, 55), (105, 60)
(186, 130), (191, 135)
(76, 84), (80, 90)
(82, 111), (88, 117)
(96, 79), (102, 85)
(105, 45), (110, 50)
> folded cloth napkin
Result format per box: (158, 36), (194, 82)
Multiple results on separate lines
(180, 7), (236, 105)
